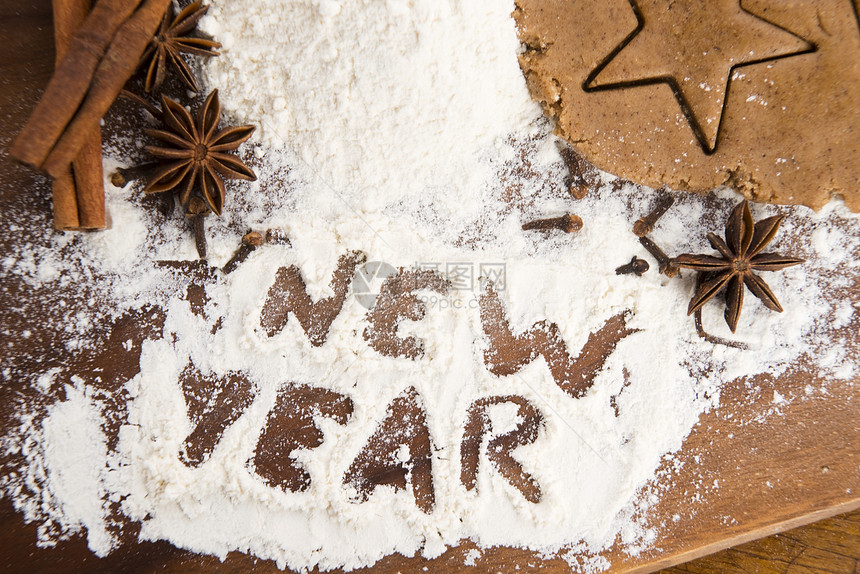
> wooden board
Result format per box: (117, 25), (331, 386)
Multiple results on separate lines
(0, 1), (857, 572)
(660, 508), (860, 574)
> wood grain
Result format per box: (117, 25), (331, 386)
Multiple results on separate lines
(658, 509), (860, 574)
(0, 1), (857, 573)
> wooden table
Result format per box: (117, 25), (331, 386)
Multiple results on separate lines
(0, 1), (857, 572)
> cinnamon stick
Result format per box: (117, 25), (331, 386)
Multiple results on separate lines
(42, 0), (173, 178)
(10, 0), (145, 169)
(51, 172), (80, 230)
(50, 0), (88, 230)
(52, 0), (106, 230)
(72, 133), (106, 228)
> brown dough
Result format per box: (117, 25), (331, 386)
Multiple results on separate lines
(515, 0), (860, 210)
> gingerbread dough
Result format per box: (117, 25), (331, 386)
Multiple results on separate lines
(515, 0), (860, 210)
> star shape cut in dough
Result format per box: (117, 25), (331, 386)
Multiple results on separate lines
(585, 0), (814, 153)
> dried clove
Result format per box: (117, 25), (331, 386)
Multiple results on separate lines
(557, 142), (593, 199)
(187, 196), (209, 259)
(615, 256), (650, 276)
(522, 214), (583, 234)
(223, 231), (263, 274)
(243, 231), (264, 246)
(110, 163), (159, 188)
(639, 236), (678, 277)
(633, 193), (675, 237)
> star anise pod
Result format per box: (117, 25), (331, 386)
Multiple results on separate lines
(144, 89), (256, 216)
(139, 0), (221, 93)
(671, 200), (803, 333)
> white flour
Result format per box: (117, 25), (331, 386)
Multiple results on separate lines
(38, 383), (112, 554)
(198, 0), (536, 219)
(1, 0), (858, 571)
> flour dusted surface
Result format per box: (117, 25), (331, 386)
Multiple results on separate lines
(0, 0), (857, 572)
(199, 0), (536, 220)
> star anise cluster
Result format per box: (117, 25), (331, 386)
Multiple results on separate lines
(132, 90), (255, 258)
(144, 89), (256, 217)
(671, 200), (803, 333)
(139, 0), (220, 93)
(117, 2), (255, 259)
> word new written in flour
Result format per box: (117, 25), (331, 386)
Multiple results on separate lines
(178, 251), (634, 511)
(260, 253), (635, 381)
